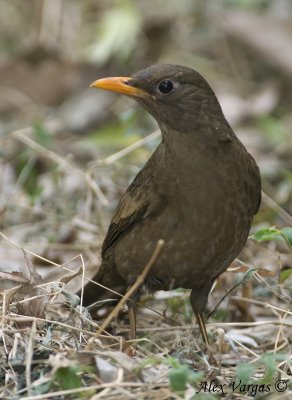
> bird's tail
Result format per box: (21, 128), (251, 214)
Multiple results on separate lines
(79, 260), (127, 312)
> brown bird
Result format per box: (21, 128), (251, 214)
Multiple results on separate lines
(82, 64), (261, 347)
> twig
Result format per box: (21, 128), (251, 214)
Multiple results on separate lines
(6, 314), (96, 337)
(0, 230), (137, 307)
(0, 291), (10, 357)
(254, 272), (288, 302)
(262, 191), (292, 225)
(231, 295), (292, 315)
(274, 311), (289, 354)
(122, 320), (292, 332)
(93, 129), (161, 166)
(92, 239), (165, 338)
(225, 333), (260, 359)
(11, 127), (108, 206)
(0, 231), (60, 267)
(25, 319), (37, 396)
(19, 381), (169, 400)
(207, 269), (257, 319)
(217, 328), (225, 374)
(90, 387), (112, 399)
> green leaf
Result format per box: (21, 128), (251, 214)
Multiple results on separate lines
(89, 123), (141, 148)
(61, 289), (81, 307)
(168, 364), (189, 392)
(260, 353), (277, 383)
(195, 394), (219, 400)
(257, 116), (287, 145)
(235, 363), (256, 386)
(33, 120), (52, 149)
(54, 366), (82, 390)
(280, 227), (292, 250)
(32, 380), (51, 395)
(88, 2), (141, 65)
(251, 226), (292, 252)
(279, 268), (292, 283)
(241, 268), (258, 286)
(250, 227), (281, 242)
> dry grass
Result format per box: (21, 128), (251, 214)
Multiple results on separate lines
(0, 126), (291, 399)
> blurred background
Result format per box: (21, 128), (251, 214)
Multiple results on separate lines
(0, 0), (292, 322)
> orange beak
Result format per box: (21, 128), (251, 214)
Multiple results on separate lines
(90, 77), (147, 97)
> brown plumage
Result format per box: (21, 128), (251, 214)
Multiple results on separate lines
(82, 64), (261, 346)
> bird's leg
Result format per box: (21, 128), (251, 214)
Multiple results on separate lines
(128, 300), (137, 340)
(127, 289), (141, 341)
(194, 311), (210, 346)
(190, 289), (210, 345)
(195, 311), (217, 366)
(195, 310), (218, 365)
(190, 289), (217, 365)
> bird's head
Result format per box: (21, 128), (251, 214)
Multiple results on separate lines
(90, 64), (227, 137)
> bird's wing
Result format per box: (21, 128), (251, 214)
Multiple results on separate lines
(101, 159), (166, 258)
(249, 155), (262, 215)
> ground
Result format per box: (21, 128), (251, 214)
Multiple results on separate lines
(0, 1), (291, 399)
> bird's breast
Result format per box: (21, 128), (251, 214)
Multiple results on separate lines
(114, 142), (256, 290)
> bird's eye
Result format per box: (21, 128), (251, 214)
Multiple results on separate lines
(157, 80), (174, 94)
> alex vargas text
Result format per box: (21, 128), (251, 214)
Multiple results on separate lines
(197, 379), (272, 397)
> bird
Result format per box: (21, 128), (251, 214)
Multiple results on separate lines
(82, 64), (261, 349)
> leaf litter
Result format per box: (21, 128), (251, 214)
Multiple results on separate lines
(0, 127), (291, 399)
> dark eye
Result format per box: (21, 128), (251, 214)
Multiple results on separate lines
(157, 80), (174, 94)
